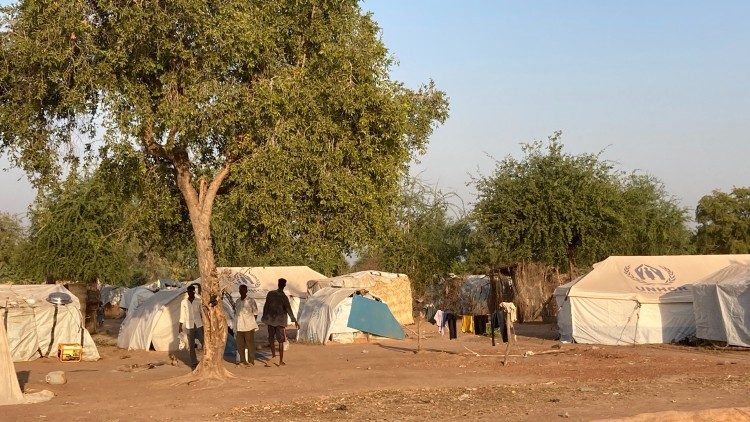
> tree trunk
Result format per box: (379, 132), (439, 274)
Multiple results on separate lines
(175, 163), (233, 380)
(190, 213), (231, 378)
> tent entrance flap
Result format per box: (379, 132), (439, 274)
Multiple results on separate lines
(346, 295), (405, 340)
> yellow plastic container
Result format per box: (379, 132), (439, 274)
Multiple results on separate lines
(58, 343), (83, 362)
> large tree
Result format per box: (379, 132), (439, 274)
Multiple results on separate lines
(0, 0), (447, 379)
(471, 132), (691, 274)
(695, 187), (750, 254)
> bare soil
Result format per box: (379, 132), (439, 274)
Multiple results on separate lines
(5, 320), (750, 421)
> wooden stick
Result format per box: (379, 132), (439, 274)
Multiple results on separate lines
(502, 314), (512, 366)
(417, 316), (422, 352)
(403, 326), (428, 339)
(463, 345), (565, 358)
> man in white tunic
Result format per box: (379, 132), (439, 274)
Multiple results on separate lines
(234, 284), (259, 366)
(178, 285), (203, 368)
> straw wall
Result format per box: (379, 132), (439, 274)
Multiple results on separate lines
(368, 274), (414, 326)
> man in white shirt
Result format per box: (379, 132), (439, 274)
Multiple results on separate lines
(178, 285), (203, 368)
(234, 284), (259, 366)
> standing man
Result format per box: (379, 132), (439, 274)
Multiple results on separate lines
(234, 284), (259, 366)
(178, 285), (203, 368)
(261, 278), (298, 366)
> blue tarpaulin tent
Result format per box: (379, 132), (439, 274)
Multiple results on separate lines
(347, 295), (405, 340)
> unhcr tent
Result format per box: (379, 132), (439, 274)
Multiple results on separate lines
(0, 284), (100, 362)
(554, 255), (750, 345)
(693, 264), (750, 347)
(307, 271), (414, 325)
(298, 287), (403, 344)
(117, 283), (234, 351)
(217, 266), (326, 323)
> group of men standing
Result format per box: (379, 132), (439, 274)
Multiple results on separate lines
(178, 278), (298, 368)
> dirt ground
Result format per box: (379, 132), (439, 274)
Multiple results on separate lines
(5, 320), (750, 421)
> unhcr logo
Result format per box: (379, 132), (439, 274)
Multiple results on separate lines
(233, 273), (261, 289)
(623, 264), (676, 285)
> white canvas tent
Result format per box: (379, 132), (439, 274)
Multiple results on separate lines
(120, 280), (184, 311)
(693, 264), (750, 347)
(555, 255), (750, 345)
(0, 319), (53, 406)
(217, 266), (326, 324)
(297, 287), (380, 344)
(0, 284), (100, 362)
(117, 283), (234, 351)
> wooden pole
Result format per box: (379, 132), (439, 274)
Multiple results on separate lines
(417, 315), (422, 352)
(502, 311), (512, 366)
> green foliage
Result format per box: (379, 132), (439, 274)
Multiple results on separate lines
(471, 132), (691, 271)
(355, 179), (469, 294)
(0, 0), (448, 281)
(20, 145), (196, 285)
(0, 212), (26, 279)
(22, 173), (136, 284)
(617, 174), (693, 255)
(695, 187), (750, 254)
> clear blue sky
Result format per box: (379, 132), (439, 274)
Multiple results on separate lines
(2, 1), (749, 218)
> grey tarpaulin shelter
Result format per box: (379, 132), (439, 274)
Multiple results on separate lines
(693, 264), (750, 347)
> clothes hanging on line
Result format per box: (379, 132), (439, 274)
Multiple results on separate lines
(425, 305), (437, 324)
(473, 315), (489, 336)
(491, 310), (508, 343)
(500, 302), (517, 322)
(461, 315), (474, 333)
(435, 310), (445, 336)
(445, 313), (458, 339)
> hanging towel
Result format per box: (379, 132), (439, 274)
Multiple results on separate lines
(435, 310), (445, 335)
(461, 315), (474, 333)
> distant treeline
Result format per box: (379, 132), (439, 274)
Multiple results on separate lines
(1, 134), (747, 293)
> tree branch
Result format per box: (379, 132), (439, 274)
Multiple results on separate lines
(141, 119), (170, 160)
(198, 177), (207, 207)
(202, 160), (233, 215)
(173, 149), (200, 213)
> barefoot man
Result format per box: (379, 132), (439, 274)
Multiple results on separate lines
(261, 278), (298, 366)
(178, 284), (203, 369)
(234, 284), (259, 366)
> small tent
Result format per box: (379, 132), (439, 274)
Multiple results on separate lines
(100, 285), (125, 307)
(120, 286), (156, 311)
(307, 271), (414, 325)
(0, 284), (100, 362)
(692, 264), (750, 347)
(119, 280), (183, 311)
(117, 283), (235, 351)
(554, 254), (750, 345)
(297, 287), (403, 344)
